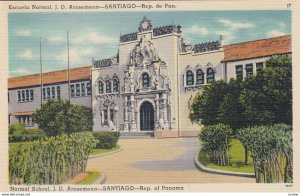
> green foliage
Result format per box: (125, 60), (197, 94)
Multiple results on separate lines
(237, 124), (292, 183)
(189, 80), (227, 125)
(92, 132), (120, 149)
(199, 124), (233, 166)
(9, 132), (96, 185)
(9, 122), (26, 135)
(217, 79), (244, 132)
(9, 123), (46, 142)
(189, 55), (292, 130)
(32, 100), (93, 136)
(240, 55), (292, 126)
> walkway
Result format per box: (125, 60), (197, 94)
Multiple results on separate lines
(86, 138), (255, 184)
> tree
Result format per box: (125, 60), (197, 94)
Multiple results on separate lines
(189, 80), (227, 125)
(199, 124), (233, 166)
(217, 79), (245, 132)
(32, 100), (93, 136)
(239, 55), (292, 126)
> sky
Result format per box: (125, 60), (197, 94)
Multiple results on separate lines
(9, 11), (291, 77)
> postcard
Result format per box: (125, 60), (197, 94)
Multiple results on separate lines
(0, 0), (299, 194)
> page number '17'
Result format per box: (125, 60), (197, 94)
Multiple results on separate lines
(287, 3), (291, 8)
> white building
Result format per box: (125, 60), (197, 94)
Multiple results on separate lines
(8, 17), (291, 138)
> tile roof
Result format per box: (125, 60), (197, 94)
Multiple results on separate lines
(223, 35), (291, 62)
(10, 111), (34, 116)
(8, 66), (91, 89)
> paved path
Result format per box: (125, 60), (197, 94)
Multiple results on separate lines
(86, 138), (255, 184)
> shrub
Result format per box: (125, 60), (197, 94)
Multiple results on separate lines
(199, 124), (233, 166)
(32, 100), (93, 136)
(237, 124), (292, 183)
(9, 123), (47, 142)
(92, 132), (119, 149)
(9, 132), (96, 184)
(9, 122), (26, 135)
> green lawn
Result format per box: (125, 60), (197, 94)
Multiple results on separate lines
(76, 171), (101, 184)
(90, 145), (121, 156)
(199, 139), (254, 173)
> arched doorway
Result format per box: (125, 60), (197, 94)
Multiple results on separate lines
(140, 101), (154, 131)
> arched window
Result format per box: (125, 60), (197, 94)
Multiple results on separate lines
(142, 73), (150, 88)
(106, 80), (111, 93)
(196, 69), (204, 84)
(98, 81), (104, 94)
(186, 70), (194, 86)
(206, 68), (215, 83)
(113, 79), (119, 92)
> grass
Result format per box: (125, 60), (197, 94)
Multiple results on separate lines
(90, 145), (121, 156)
(75, 171), (101, 184)
(199, 139), (254, 173)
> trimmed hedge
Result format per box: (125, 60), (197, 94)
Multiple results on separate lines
(9, 132), (96, 185)
(92, 132), (119, 149)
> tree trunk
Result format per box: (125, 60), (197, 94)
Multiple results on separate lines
(244, 146), (249, 165)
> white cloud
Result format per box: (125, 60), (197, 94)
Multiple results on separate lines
(10, 68), (31, 76)
(48, 36), (65, 44)
(279, 22), (287, 28)
(218, 19), (255, 30)
(266, 30), (286, 37)
(215, 30), (234, 44)
(185, 25), (209, 36)
(56, 47), (97, 64)
(16, 30), (32, 37)
(71, 32), (116, 45)
(18, 49), (33, 60)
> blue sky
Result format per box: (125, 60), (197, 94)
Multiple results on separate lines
(9, 11), (291, 77)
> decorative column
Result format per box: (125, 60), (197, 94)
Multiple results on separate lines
(162, 93), (168, 128)
(130, 95), (137, 131)
(124, 96), (129, 131)
(155, 94), (160, 129)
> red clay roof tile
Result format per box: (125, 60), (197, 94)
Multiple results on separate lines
(224, 35), (291, 62)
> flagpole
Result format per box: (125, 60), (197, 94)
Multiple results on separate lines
(67, 30), (71, 103)
(40, 37), (43, 108)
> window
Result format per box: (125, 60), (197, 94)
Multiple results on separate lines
(142, 73), (150, 88)
(56, 86), (61, 99)
(81, 83), (86, 96)
(110, 109), (114, 121)
(30, 89), (33, 101)
(21, 90), (25, 102)
(86, 82), (91, 95)
(186, 70), (194, 86)
(17, 115), (34, 127)
(42, 88), (45, 99)
(51, 87), (55, 99)
(106, 80), (111, 93)
(207, 68), (215, 83)
(196, 69), (204, 85)
(43, 86), (60, 100)
(8, 92), (10, 103)
(236, 65), (243, 80)
(47, 87), (50, 99)
(75, 84), (80, 96)
(18, 91), (21, 102)
(17, 88), (34, 103)
(113, 79), (119, 92)
(256, 62), (264, 73)
(70, 84), (75, 97)
(104, 110), (108, 124)
(246, 63), (253, 77)
(99, 81), (104, 94)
